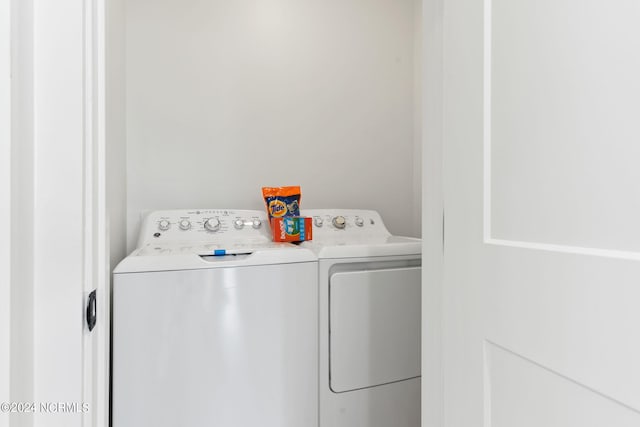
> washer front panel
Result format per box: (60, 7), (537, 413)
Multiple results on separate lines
(113, 262), (318, 427)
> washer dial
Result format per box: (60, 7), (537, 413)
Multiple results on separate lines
(204, 218), (221, 232)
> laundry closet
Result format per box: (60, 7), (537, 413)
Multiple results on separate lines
(7, 1), (639, 426)
(102, 1), (424, 426)
(106, 0), (423, 267)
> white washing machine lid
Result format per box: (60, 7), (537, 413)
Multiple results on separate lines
(114, 244), (317, 273)
(114, 209), (317, 273)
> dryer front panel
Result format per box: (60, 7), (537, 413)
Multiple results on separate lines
(329, 266), (421, 393)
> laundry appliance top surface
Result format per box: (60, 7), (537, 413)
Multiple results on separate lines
(300, 209), (421, 258)
(114, 209), (316, 273)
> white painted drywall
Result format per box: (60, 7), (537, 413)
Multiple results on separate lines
(126, 0), (421, 250)
(107, 0), (127, 269)
(413, 0), (423, 238)
(421, 0), (444, 425)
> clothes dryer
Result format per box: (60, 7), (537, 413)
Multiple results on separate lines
(301, 209), (421, 427)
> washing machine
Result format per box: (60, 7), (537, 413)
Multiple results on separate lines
(301, 209), (422, 427)
(112, 209), (318, 427)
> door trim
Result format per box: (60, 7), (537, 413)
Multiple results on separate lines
(82, 0), (109, 426)
(0, 0), (11, 422)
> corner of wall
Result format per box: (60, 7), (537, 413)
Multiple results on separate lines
(106, 0), (128, 271)
(413, 0), (424, 238)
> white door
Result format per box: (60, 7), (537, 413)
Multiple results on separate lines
(440, 0), (640, 425)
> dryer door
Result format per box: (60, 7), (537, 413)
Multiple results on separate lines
(329, 266), (421, 392)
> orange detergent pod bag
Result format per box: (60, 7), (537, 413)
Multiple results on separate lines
(262, 186), (302, 220)
(262, 186), (311, 242)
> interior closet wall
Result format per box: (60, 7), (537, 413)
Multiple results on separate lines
(125, 0), (422, 250)
(107, 0), (127, 268)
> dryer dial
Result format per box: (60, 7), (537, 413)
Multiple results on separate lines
(332, 216), (347, 229)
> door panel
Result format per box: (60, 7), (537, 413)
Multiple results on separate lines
(330, 267), (421, 392)
(490, 0), (640, 252)
(487, 342), (640, 427)
(443, 0), (640, 425)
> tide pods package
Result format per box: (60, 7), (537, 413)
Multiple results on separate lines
(271, 217), (313, 242)
(262, 186), (301, 219)
(262, 186), (312, 242)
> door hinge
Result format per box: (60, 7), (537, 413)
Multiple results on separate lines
(86, 289), (97, 332)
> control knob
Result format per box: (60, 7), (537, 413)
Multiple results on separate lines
(252, 219), (262, 229)
(355, 217), (364, 227)
(179, 219), (191, 230)
(314, 217), (324, 227)
(158, 220), (171, 231)
(204, 218), (221, 232)
(332, 216), (347, 229)
(234, 219), (245, 230)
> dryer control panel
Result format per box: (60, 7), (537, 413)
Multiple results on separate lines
(301, 209), (391, 238)
(137, 209), (270, 248)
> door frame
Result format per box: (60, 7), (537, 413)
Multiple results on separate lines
(3, 0), (109, 426)
(82, 1), (110, 426)
(31, 0), (108, 424)
(1, 0), (11, 423)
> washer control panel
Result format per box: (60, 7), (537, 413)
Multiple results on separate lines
(138, 209), (269, 247)
(301, 209), (390, 238)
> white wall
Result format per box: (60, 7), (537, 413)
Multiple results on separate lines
(413, 0), (423, 238)
(107, 0), (127, 269)
(126, 0), (421, 250)
(421, 0), (444, 425)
